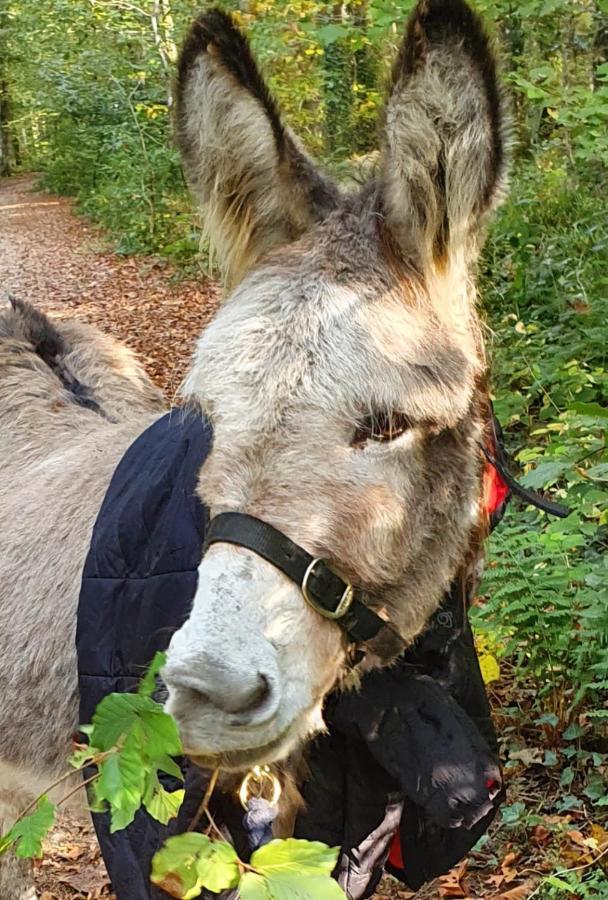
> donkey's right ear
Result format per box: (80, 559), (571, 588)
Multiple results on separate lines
(176, 9), (340, 288)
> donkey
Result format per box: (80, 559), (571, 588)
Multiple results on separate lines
(0, 0), (510, 895)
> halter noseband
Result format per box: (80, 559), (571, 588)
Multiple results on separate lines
(203, 429), (570, 654)
(204, 512), (402, 652)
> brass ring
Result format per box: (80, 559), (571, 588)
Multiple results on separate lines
(239, 765), (282, 811)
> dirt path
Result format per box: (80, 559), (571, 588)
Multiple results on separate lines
(0, 174), (218, 399)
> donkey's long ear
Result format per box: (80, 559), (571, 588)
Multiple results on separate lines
(177, 10), (340, 287)
(380, 0), (510, 273)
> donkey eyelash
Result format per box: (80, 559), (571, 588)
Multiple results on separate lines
(351, 412), (414, 448)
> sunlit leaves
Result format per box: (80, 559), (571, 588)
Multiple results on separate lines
(151, 834), (240, 899)
(84, 652), (184, 833)
(250, 839), (339, 877)
(152, 837), (345, 900)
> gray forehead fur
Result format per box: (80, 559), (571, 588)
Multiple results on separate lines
(185, 189), (475, 441)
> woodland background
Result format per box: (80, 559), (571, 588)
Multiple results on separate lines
(0, 0), (607, 897)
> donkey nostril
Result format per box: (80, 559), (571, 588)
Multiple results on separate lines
(166, 664), (277, 723)
(227, 673), (277, 727)
(238, 672), (270, 713)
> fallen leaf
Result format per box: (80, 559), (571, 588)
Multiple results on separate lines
(566, 829), (587, 848)
(590, 823), (608, 851)
(480, 653), (501, 684)
(532, 824), (551, 845)
(509, 748), (544, 767)
(59, 864), (111, 895)
(497, 880), (538, 899)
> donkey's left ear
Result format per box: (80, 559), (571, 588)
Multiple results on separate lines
(379, 0), (511, 274)
(176, 9), (340, 288)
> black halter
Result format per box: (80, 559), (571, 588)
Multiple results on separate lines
(203, 430), (570, 653)
(204, 512), (401, 651)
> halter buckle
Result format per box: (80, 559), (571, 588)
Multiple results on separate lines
(301, 558), (354, 620)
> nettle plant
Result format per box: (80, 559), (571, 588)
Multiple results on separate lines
(0, 654), (345, 900)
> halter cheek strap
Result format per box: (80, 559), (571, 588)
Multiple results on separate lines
(204, 512), (401, 650)
(203, 425), (570, 653)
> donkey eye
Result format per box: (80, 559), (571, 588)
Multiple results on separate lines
(352, 412), (413, 447)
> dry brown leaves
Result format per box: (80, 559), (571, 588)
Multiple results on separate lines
(35, 811), (115, 900)
(0, 175), (218, 398)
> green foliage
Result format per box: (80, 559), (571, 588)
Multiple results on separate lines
(0, 655), (345, 900)
(0, 653), (184, 860)
(152, 837), (345, 900)
(76, 651), (184, 832)
(472, 161), (608, 721)
(537, 868), (608, 899)
(151, 834), (241, 898)
(0, 797), (56, 859)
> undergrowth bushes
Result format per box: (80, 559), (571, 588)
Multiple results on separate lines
(473, 161), (608, 726)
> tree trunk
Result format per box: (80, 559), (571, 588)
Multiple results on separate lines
(593, 1), (608, 91)
(0, 78), (15, 177)
(350, 0), (376, 154)
(322, 3), (353, 157)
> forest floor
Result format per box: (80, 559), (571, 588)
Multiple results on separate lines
(0, 175), (603, 900)
(0, 174), (218, 398)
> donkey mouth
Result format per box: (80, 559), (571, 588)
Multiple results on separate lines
(187, 726), (293, 773)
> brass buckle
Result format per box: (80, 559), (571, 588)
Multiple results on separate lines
(301, 558), (354, 620)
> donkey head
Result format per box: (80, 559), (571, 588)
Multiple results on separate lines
(164, 0), (510, 770)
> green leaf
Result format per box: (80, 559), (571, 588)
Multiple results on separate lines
(562, 723), (586, 740)
(316, 24), (348, 46)
(250, 874), (347, 899)
(156, 754), (184, 781)
(95, 732), (146, 833)
(587, 464), (608, 482)
(139, 651), (167, 697)
(89, 692), (150, 750)
(151, 835), (240, 899)
(545, 876), (577, 893)
(145, 786), (184, 826)
(0, 832), (15, 855)
(69, 745), (101, 769)
(501, 802), (526, 825)
(196, 840), (240, 893)
(138, 705), (182, 759)
(537, 712), (560, 727)
(583, 775), (606, 802)
(520, 461), (570, 489)
(88, 690), (181, 759)
(9, 797), (55, 859)
(570, 401), (608, 420)
(240, 873), (269, 900)
(151, 833), (207, 899)
(560, 766), (575, 788)
(251, 839), (339, 877)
